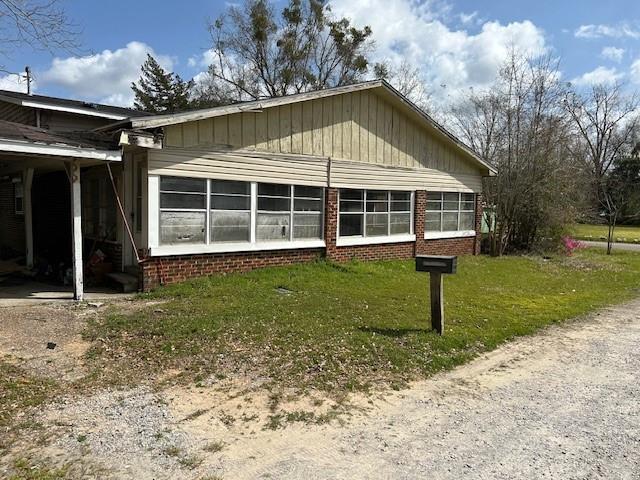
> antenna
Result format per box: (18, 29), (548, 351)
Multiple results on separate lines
(24, 66), (32, 95)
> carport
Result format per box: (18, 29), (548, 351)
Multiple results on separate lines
(0, 120), (121, 300)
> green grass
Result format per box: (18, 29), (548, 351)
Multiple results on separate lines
(570, 223), (640, 243)
(85, 249), (640, 396)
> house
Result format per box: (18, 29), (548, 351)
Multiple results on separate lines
(0, 80), (495, 300)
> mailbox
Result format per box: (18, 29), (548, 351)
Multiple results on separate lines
(415, 255), (457, 274)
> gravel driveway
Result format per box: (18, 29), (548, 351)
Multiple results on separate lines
(218, 298), (640, 479)
(4, 298), (640, 479)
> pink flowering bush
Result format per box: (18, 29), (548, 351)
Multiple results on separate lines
(562, 236), (585, 256)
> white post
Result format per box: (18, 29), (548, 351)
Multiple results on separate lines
(69, 160), (84, 301)
(23, 168), (34, 268)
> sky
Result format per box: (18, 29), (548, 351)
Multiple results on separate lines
(1, 0), (639, 108)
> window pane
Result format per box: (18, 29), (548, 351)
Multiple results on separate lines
(257, 213), (290, 240)
(340, 199), (363, 212)
(391, 191), (410, 202)
(210, 211), (250, 242)
(443, 192), (459, 210)
(339, 214), (363, 236)
(340, 189), (363, 201)
(211, 195), (251, 210)
(426, 201), (442, 211)
(258, 196), (290, 211)
(391, 200), (411, 212)
(294, 198), (322, 212)
(160, 177), (206, 193)
(366, 213), (388, 236)
(160, 211), (205, 244)
(160, 192), (206, 209)
(258, 183), (290, 197)
(293, 213), (322, 239)
(294, 185), (322, 199)
(460, 212), (475, 231)
(461, 202), (475, 211)
(390, 212), (411, 234)
(425, 212), (442, 231)
(211, 180), (250, 195)
(442, 212), (459, 231)
(367, 190), (387, 201)
(462, 193), (475, 203)
(426, 192), (442, 201)
(366, 200), (388, 212)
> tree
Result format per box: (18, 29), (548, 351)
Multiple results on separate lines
(0, 0), (80, 72)
(451, 52), (581, 255)
(199, 0), (373, 104)
(373, 60), (432, 112)
(600, 154), (640, 253)
(564, 82), (639, 254)
(131, 54), (194, 113)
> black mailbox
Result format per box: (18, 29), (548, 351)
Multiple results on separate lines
(415, 255), (457, 274)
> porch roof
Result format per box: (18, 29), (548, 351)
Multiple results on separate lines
(0, 120), (121, 162)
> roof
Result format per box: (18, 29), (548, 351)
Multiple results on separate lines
(103, 80), (496, 175)
(0, 90), (149, 120)
(0, 120), (121, 161)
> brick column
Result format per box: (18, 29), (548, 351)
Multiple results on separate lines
(414, 190), (426, 255)
(324, 187), (338, 260)
(474, 193), (484, 255)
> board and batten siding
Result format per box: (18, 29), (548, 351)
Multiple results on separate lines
(162, 90), (482, 177)
(147, 148), (482, 192)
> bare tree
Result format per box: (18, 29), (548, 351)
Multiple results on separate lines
(0, 0), (80, 72)
(452, 52), (581, 255)
(199, 0), (373, 103)
(564, 82), (639, 254)
(374, 60), (432, 112)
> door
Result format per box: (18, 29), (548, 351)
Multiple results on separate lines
(123, 153), (146, 269)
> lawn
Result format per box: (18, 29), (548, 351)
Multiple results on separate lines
(570, 223), (640, 244)
(86, 249), (640, 396)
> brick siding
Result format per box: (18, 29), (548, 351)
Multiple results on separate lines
(141, 188), (483, 291)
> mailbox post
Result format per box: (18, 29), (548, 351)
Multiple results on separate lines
(415, 255), (457, 335)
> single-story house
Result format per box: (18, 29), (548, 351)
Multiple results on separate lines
(0, 80), (495, 300)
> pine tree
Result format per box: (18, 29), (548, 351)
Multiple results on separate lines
(131, 54), (194, 113)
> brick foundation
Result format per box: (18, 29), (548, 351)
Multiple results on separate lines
(141, 189), (484, 291)
(141, 248), (323, 291)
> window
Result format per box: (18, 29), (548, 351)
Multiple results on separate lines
(159, 177), (206, 244)
(210, 180), (251, 242)
(339, 189), (413, 238)
(426, 192), (475, 233)
(82, 177), (118, 241)
(14, 182), (23, 215)
(158, 177), (324, 247)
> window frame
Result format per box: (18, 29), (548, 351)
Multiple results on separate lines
(154, 176), (325, 254)
(14, 181), (24, 215)
(424, 191), (476, 239)
(337, 189), (415, 246)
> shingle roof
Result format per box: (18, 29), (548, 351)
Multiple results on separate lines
(0, 90), (149, 119)
(0, 119), (118, 150)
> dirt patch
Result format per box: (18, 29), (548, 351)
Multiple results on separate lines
(0, 303), (93, 381)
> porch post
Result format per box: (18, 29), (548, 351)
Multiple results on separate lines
(23, 168), (34, 268)
(69, 160), (84, 301)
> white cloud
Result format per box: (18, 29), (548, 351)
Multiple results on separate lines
(631, 59), (640, 84)
(188, 49), (217, 69)
(571, 66), (623, 87)
(330, 0), (546, 106)
(600, 46), (625, 63)
(40, 41), (173, 106)
(0, 72), (31, 93)
(574, 23), (640, 39)
(458, 11), (478, 25)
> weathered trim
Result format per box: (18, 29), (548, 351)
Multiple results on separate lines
(0, 138), (122, 161)
(0, 94), (129, 120)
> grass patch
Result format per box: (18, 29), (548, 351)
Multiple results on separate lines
(7, 458), (69, 480)
(85, 250), (640, 396)
(570, 223), (640, 243)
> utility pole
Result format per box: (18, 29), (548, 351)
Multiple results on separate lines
(25, 66), (32, 95)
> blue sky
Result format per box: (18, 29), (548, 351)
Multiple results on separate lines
(1, 0), (639, 107)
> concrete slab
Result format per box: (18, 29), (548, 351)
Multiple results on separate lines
(0, 278), (132, 307)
